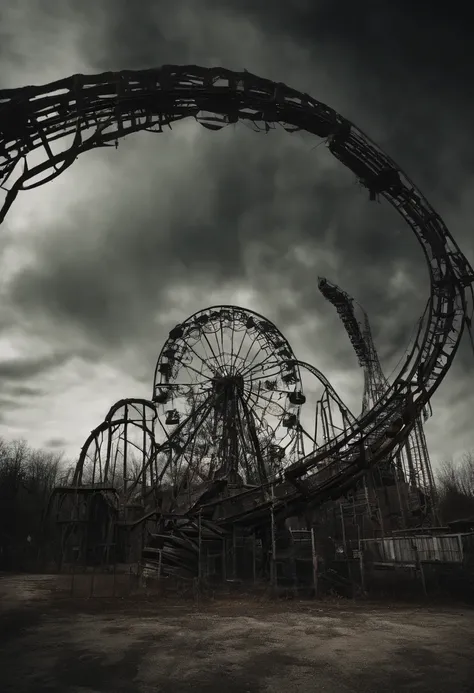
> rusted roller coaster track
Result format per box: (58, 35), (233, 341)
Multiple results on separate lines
(1, 65), (473, 518)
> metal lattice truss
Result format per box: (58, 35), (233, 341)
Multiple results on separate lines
(1, 65), (473, 525)
(318, 278), (384, 414)
(318, 277), (436, 519)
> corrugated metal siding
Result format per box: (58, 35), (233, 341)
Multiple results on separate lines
(364, 534), (468, 564)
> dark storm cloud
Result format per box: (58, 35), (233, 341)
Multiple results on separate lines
(85, 0), (472, 367)
(0, 353), (70, 381)
(0, 367), (51, 422)
(0, 399), (24, 414)
(2, 384), (44, 398)
(0, 393), (37, 424)
(7, 127), (424, 370)
(2, 0), (474, 443)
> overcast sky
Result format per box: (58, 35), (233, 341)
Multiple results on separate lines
(0, 0), (473, 470)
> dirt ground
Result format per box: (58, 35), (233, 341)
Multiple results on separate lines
(1, 574), (473, 692)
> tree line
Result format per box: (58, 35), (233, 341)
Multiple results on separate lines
(0, 438), (72, 570)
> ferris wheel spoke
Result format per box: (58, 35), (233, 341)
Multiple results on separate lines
(225, 316), (245, 373)
(227, 318), (236, 374)
(186, 335), (215, 368)
(160, 394), (217, 482)
(229, 318), (248, 361)
(246, 358), (282, 375)
(242, 377), (262, 405)
(240, 352), (281, 379)
(247, 382), (292, 401)
(243, 387), (275, 420)
(230, 327), (249, 373)
(246, 365), (288, 387)
(238, 328), (268, 372)
(245, 386), (285, 408)
(217, 313), (227, 367)
(201, 329), (226, 372)
(234, 401), (252, 479)
(242, 385), (287, 415)
(161, 381), (209, 390)
(175, 359), (213, 382)
(237, 395), (268, 485)
(189, 333), (215, 370)
(237, 347), (270, 379)
(182, 389), (215, 408)
(242, 389), (265, 416)
(231, 323), (247, 371)
(179, 368), (211, 393)
(182, 341), (219, 378)
(223, 324), (239, 370)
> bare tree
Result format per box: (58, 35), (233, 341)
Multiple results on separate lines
(0, 438), (66, 570)
(437, 452), (474, 523)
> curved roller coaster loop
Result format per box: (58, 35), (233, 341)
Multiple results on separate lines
(1, 65), (473, 518)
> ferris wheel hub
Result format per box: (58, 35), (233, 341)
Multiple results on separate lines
(212, 374), (245, 393)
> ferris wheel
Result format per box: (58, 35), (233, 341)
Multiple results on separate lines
(69, 304), (357, 512)
(152, 306), (307, 490)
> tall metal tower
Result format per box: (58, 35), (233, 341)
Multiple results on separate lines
(318, 278), (437, 528)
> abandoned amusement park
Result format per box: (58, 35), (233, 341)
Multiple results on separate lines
(1, 56), (474, 692)
(0, 65), (473, 606)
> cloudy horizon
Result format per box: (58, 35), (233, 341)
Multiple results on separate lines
(0, 1), (473, 470)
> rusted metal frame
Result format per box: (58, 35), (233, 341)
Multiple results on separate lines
(75, 410), (156, 488)
(295, 360), (357, 424)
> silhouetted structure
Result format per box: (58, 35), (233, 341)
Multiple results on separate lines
(1, 64), (473, 587)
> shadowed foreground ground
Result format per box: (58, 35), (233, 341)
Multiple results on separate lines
(1, 574), (473, 692)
